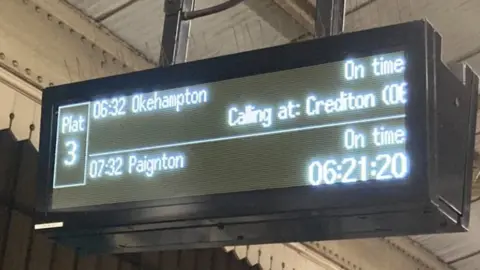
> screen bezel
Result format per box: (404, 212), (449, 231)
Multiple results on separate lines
(37, 21), (432, 229)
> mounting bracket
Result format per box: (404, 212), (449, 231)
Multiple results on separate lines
(159, 0), (194, 66)
(315, 0), (346, 37)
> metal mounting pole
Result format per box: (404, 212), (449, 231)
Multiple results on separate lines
(315, 0), (346, 37)
(159, 0), (195, 66)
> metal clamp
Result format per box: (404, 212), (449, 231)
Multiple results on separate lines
(159, 0), (194, 66)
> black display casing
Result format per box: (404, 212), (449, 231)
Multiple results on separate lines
(36, 20), (476, 254)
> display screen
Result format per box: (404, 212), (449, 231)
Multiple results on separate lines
(51, 51), (409, 209)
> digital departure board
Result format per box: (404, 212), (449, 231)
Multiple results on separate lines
(51, 51), (408, 209)
(37, 21), (478, 254)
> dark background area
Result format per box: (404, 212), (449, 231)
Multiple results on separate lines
(0, 130), (259, 270)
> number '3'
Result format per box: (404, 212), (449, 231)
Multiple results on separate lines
(63, 140), (78, 166)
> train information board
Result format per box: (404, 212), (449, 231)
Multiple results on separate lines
(36, 21), (478, 253)
(51, 51), (408, 210)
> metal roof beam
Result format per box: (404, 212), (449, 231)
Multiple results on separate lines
(32, 0), (154, 69)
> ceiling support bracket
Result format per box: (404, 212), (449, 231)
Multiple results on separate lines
(159, 0), (246, 66)
(159, 0), (194, 66)
(315, 0), (346, 37)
